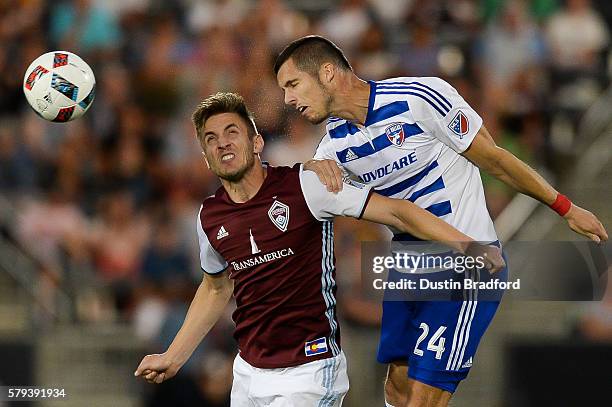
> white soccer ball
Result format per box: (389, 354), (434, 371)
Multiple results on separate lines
(23, 51), (96, 122)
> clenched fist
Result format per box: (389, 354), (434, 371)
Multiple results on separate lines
(134, 353), (181, 384)
(465, 242), (506, 274)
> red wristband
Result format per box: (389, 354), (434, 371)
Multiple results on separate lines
(550, 193), (572, 216)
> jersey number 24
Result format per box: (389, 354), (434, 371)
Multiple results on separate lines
(413, 323), (447, 360)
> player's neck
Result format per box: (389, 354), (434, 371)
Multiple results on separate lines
(330, 76), (370, 126)
(221, 162), (267, 204)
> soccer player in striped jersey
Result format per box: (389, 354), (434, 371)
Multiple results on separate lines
(134, 92), (504, 406)
(274, 36), (608, 407)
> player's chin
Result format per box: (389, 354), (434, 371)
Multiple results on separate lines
(304, 110), (327, 125)
(308, 114), (327, 125)
(218, 166), (248, 182)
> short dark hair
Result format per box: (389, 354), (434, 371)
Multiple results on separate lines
(192, 92), (257, 144)
(273, 35), (352, 76)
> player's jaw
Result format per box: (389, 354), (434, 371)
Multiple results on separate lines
(209, 146), (255, 183)
(297, 102), (330, 125)
(292, 88), (333, 125)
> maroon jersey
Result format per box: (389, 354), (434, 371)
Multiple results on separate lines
(196, 164), (371, 368)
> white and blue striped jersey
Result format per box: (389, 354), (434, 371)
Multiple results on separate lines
(314, 77), (497, 242)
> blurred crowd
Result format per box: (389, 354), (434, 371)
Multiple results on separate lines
(0, 0), (611, 404)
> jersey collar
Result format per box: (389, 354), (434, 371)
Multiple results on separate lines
(364, 80), (377, 127)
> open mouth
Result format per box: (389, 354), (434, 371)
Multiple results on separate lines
(298, 106), (308, 114)
(221, 153), (235, 162)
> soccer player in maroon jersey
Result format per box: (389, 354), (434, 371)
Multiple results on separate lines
(134, 92), (504, 405)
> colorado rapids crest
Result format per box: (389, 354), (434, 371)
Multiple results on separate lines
(268, 200), (289, 232)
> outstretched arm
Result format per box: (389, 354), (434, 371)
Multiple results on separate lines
(361, 193), (505, 273)
(300, 166), (505, 272)
(463, 126), (608, 242)
(134, 271), (233, 384)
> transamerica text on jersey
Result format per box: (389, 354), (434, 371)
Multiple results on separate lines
(231, 248), (295, 271)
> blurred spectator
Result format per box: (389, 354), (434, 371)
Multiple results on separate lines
(480, 0), (560, 22)
(479, 0), (547, 85)
(403, 0), (444, 29)
(49, 0), (121, 54)
(353, 25), (396, 79)
(88, 190), (150, 316)
(477, 0), (548, 118)
(0, 0), (45, 41)
(248, 0), (310, 51)
(141, 216), (191, 286)
(318, 0), (374, 53)
(367, 0), (414, 26)
(0, 120), (38, 193)
(89, 63), (132, 141)
(17, 186), (88, 274)
(186, 0), (249, 34)
(187, 26), (242, 98)
(546, 0), (609, 72)
(90, 191), (150, 282)
(397, 21), (440, 77)
(133, 16), (185, 118)
(264, 114), (321, 166)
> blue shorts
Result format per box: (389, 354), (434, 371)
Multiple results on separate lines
(377, 242), (507, 393)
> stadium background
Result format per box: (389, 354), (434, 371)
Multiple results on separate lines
(0, 0), (611, 405)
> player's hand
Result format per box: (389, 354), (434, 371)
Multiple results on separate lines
(465, 242), (505, 274)
(134, 353), (180, 384)
(564, 204), (608, 243)
(304, 159), (344, 193)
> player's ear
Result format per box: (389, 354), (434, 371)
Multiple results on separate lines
(202, 152), (211, 169)
(320, 62), (335, 85)
(253, 133), (264, 154)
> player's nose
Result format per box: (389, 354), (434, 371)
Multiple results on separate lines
(284, 90), (296, 107)
(216, 135), (232, 151)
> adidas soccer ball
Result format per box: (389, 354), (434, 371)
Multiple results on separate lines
(23, 51), (96, 122)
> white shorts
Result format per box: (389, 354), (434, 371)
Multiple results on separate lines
(231, 351), (349, 407)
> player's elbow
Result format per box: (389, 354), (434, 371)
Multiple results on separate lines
(203, 275), (233, 298)
(213, 284), (233, 299)
(388, 204), (417, 233)
(479, 146), (507, 176)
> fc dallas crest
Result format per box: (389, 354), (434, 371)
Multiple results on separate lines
(268, 200), (289, 232)
(385, 123), (406, 147)
(448, 110), (469, 138)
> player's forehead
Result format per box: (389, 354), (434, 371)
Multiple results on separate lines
(277, 58), (308, 86)
(203, 112), (248, 134)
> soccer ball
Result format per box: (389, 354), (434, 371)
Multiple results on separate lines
(23, 51), (96, 122)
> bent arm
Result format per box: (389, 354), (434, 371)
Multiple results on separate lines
(165, 271), (233, 367)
